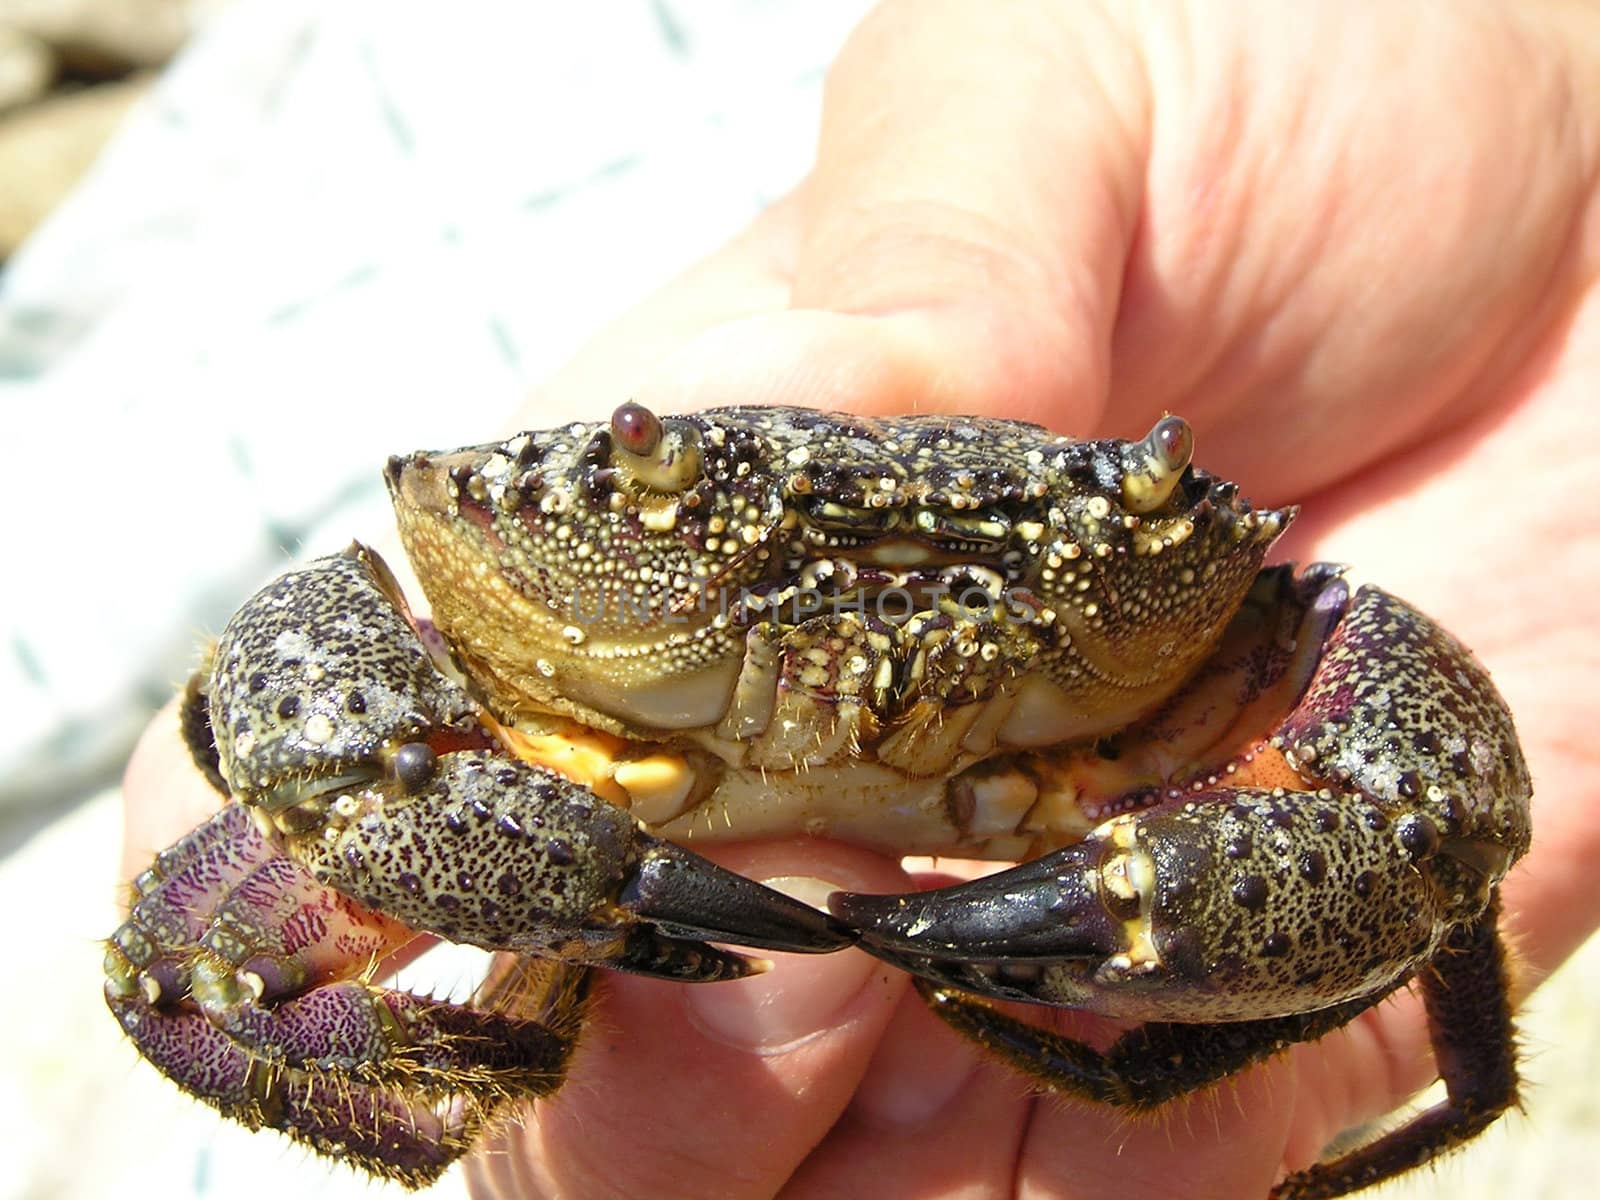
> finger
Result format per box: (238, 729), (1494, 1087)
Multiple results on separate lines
(612, 1), (1590, 510)
(1109, 3), (1592, 496)
(793, 0), (1142, 426)
(626, 0), (1147, 433)
(477, 841), (912, 1200)
(516, 189), (807, 429)
(782, 988), (1030, 1200)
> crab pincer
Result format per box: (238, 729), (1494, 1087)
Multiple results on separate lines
(833, 567), (1529, 1199)
(106, 545), (850, 1183)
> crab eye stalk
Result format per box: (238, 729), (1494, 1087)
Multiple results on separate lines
(1120, 415), (1194, 514)
(609, 401), (702, 493)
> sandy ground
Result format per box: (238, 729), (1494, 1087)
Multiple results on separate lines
(5, 788), (1594, 1200)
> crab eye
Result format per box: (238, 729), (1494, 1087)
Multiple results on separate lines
(1148, 415), (1194, 469)
(1120, 415), (1195, 514)
(611, 401), (663, 457)
(608, 401), (702, 493)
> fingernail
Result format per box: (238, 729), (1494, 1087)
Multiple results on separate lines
(684, 874), (881, 1053)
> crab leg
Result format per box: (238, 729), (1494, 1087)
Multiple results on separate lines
(831, 796), (1519, 1195)
(109, 775), (850, 1186)
(882, 898), (1518, 1200)
(911, 977), (1389, 1119)
(109, 762), (850, 1186)
(106, 804), (586, 1185)
(106, 975), (584, 1186)
(195, 545), (853, 971)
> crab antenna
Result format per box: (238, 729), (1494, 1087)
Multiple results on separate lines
(1120, 415), (1195, 514)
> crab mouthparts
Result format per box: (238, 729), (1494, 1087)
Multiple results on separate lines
(734, 553), (1022, 629)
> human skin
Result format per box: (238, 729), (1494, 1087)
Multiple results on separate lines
(121, 1), (1600, 1196)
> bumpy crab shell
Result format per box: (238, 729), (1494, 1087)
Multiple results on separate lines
(107, 405), (1530, 1200)
(388, 407), (1291, 859)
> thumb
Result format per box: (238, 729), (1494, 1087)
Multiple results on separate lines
(636, 0), (1146, 432)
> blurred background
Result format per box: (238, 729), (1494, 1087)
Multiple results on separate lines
(0, 2), (1593, 1197)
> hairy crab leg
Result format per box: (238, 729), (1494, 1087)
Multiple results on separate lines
(910, 978), (1388, 1109)
(908, 895), (1515, 1198)
(106, 976), (584, 1186)
(900, 943), (1514, 1199)
(106, 804), (587, 1185)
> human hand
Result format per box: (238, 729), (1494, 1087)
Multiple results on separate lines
(121, 1), (1600, 1196)
(472, 1), (1600, 1194)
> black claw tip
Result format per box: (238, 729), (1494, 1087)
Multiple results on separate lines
(620, 839), (857, 958)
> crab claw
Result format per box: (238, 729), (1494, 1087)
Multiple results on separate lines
(191, 543), (854, 987)
(620, 834), (859, 960)
(269, 745), (857, 985)
(829, 846), (1125, 1004)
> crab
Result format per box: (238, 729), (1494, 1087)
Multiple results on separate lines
(105, 404), (1530, 1198)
